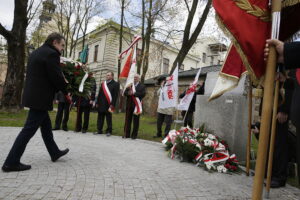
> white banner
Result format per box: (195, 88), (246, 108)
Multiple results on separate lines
(177, 68), (202, 110)
(158, 65), (178, 109)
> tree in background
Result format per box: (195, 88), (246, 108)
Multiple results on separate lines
(170, 0), (212, 74)
(0, 0), (41, 111)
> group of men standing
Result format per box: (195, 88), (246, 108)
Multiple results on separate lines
(52, 71), (146, 139)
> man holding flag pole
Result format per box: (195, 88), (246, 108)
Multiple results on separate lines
(178, 68), (204, 128)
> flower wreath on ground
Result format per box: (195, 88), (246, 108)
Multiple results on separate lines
(163, 125), (239, 173)
(60, 57), (95, 98)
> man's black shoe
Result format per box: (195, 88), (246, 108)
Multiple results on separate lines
(94, 131), (102, 135)
(106, 132), (111, 137)
(82, 130), (87, 133)
(2, 163), (31, 172)
(270, 180), (286, 188)
(51, 148), (69, 162)
(52, 127), (60, 131)
(62, 127), (68, 132)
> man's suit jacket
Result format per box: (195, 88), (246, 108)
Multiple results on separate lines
(97, 79), (120, 112)
(124, 83), (146, 109)
(23, 44), (66, 111)
(284, 42), (300, 69)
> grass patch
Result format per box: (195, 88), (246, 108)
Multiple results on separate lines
(0, 109), (161, 142)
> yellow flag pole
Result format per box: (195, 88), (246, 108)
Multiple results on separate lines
(246, 76), (252, 176)
(265, 79), (280, 198)
(251, 0), (282, 199)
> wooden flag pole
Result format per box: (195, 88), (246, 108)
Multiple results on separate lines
(246, 76), (253, 176)
(251, 1), (282, 199)
(265, 79), (280, 198)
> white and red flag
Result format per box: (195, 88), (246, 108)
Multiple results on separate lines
(177, 68), (202, 111)
(158, 65), (178, 109)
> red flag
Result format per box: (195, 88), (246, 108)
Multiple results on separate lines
(210, 0), (270, 99)
(119, 49), (133, 79)
(210, 0), (300, 100)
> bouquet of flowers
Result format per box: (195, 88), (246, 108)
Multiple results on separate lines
(60, 57), (95, 98)
(163, 126), (239, 173)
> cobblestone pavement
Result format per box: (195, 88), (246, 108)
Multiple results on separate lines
(0, 127), (299, 200)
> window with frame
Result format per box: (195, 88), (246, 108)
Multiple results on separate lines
(94, 45), (99, 62)
(202, 53), (206, 63)
(210, 56), (214, 65)
(163, 58), (169, 74)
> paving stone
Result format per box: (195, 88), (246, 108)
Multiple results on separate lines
(0, 127), (299, 200)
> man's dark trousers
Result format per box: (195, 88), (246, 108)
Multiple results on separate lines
(157, 113), (172, 137)
(55, 102), (70, 129)
(77, 106), (91, 131)
(4, 109), (60, 165)
(97, 111), (112, 134)
(272, 121), (289, 182)
(124, 107), (140, 139)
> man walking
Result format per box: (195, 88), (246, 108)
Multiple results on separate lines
(96, 72), (120, 136)
(2, 33), (69, 172)
(124, 74), (146, 139)
(53, 91), (71, 131)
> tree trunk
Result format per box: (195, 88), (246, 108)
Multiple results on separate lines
(141, 0), (152, 83)
(137, 0), (145, 74)
(118, 0), (125, 77)
(170, 0), (212, 74)
(0, 0), (28, 111)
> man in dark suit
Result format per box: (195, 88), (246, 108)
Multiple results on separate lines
(124, 74), (146, 139)
(179, 81), (205, 128)
(265, 39), (300, 184)
(2, 33), (70, 172)
(95, 72), (120, 136)
(74, 78), (96, 133)
(53, 91), (71, 131)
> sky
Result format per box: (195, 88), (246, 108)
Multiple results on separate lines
(0, 0), (228, 45)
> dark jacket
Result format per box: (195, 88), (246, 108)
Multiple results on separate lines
(22, 44), (66, 111)
(55, 91), (68, 103)
(73, 80), (97, 107)
(97, 79), (120, 112)
(289, 70), (300, 125)
(179, 85), (205, 112)
(278, 78), (294, 115)
(124, 83), (146, 109)
(284, 42), (300, 69)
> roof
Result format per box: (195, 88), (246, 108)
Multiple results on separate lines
(144, 65), (221, 85)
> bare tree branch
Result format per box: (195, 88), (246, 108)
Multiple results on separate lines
(184, 0), (190, 12)
(0, 23), (12, 40)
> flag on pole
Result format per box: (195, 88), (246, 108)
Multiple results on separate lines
(119, 49), (134, 79)
(178, 68), (202, 111)
(158, 65), (178, 109)
(209, 0), (271, 100)
(123, 47), (137, 94)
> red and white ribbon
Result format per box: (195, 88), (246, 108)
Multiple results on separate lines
(119, 36), (142, 59)
(102, 81), (114, 112)
(132, 96), (142, 115)
(203, 151), (229, 164)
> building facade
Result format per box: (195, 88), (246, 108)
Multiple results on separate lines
(73, 21), (226, 88)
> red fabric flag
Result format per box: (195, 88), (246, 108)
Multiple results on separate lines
(210, 0), (300, 100)
(119, 49), (133, 79)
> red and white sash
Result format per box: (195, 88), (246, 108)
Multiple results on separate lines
(102, 81), (114, 112)
(131, 84), (142, 115)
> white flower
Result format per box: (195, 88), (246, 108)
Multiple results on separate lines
(208, 134), (216, 140)
(204, 138), (214, 146)
(217, 165), (228, 173)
